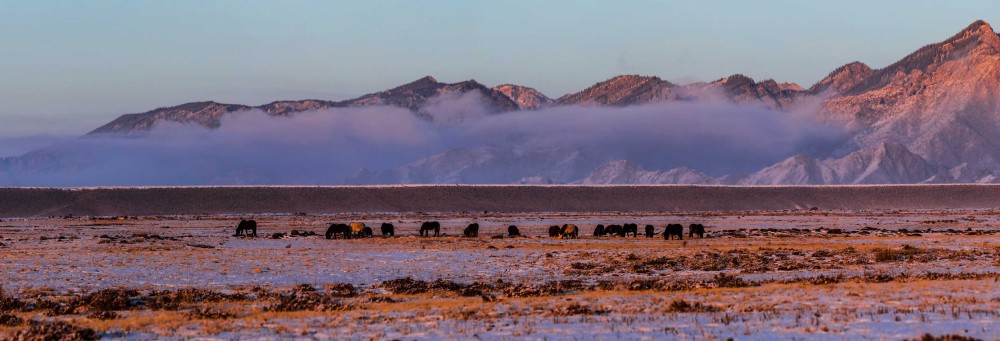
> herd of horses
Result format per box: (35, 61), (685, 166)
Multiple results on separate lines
(234, 219), (707, 240)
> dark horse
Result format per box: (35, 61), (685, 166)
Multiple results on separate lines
(663, 224), (684, 240)
(622, 223), (638, 237)
(420, 221), (441, 237)
(644, 224), (656, 238)
(593, 224), (606, 236)
(605, 224), (622, 236)
(381, 223), (395, 237)
(325, 223), (350, 239)
(464, 223), (480, 237)
(688, 224), (706, 238)
(548, 225), (561, 237)
(508, 225), (521, 237)
(234, 219), (257, 237)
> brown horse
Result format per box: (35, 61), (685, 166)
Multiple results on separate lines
(559, 224), (579, 239)
(350, 222), (366, 238)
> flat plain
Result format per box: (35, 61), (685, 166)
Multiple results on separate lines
(3, 209), (1000, 339)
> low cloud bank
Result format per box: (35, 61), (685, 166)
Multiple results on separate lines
(1, 93), (846, 186)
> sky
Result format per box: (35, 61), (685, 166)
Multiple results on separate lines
(1, 1), (999, 137)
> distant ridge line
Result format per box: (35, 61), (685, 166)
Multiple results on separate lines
(1, 185), (999, 217)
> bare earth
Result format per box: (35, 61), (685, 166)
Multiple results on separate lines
(3, 209), (1000, 339)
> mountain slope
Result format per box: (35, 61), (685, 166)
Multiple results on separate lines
(577, 160), (718, 184)
(89, 76), (523, 134)
(711, 74), (804, 110)
(808, 61), (874, 95)
(89, 101), (253, 135)
(493, 84), (553, 109)
(743, 142), (938, 185)
(344, 76), (520, 113)
(556, 75), (677, 106)
(822, 20), (1000, 175)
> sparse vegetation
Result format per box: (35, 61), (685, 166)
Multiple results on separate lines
(5, 210), (1000, 339)
(15, 321), (97, 341)
(666, 299), (719, 313)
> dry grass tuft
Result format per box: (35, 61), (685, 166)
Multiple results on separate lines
(0, 314), (24, 327)
(913, 334), (982, 341)
(15, 321), (98, 341)
(666, 299), (720, 313)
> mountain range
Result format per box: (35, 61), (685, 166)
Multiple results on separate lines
(5, 20), (1000, 186)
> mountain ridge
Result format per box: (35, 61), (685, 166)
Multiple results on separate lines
(13, 19), (1000, 186)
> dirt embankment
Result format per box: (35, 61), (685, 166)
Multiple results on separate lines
(2, 185), (1000, 217)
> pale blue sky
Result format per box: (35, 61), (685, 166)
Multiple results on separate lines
(2, 1), (999, 136)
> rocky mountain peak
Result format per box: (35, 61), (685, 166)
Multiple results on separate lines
(346, 76), (519, 113)
(386, 76), (445, 95)
(777, 82), (804, 92)
(717, 74), (755, 87)
(444, 79), (496, 93)
(845, 20), (1000, 96)
(493, 84), (554, 110)
(711, 74), (804, 110)
(556, 74), (675, 106)
(809, 61), (874, 94)
(413, 75), (439, 84)
(954, 20), (997, 42)
(937, 19), (1000, 56)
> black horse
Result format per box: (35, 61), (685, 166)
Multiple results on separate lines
(663, 224), (684, 240)
(381, 223), (395, 237)
(593, 224), (606, 236)
(605, 224), (622, 236)
(688, 224), (705, 238)
(234, 219), (257, 237)
(622, 223), (638, 237)
(362, 226), (374, 237)
(420, 221), (441, 237)
(325, 223), (350, 239)
(464, 223), (480, 237)
(644, 224), (656, 238)
(548, 225), (561, 237)
(508, 225), (521, 237)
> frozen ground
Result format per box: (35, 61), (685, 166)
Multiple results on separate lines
(3, 210), (1000, 339)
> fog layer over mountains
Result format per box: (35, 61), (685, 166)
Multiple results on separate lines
(0, 93), (843, 186)
(4, 20), (1000, 186)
